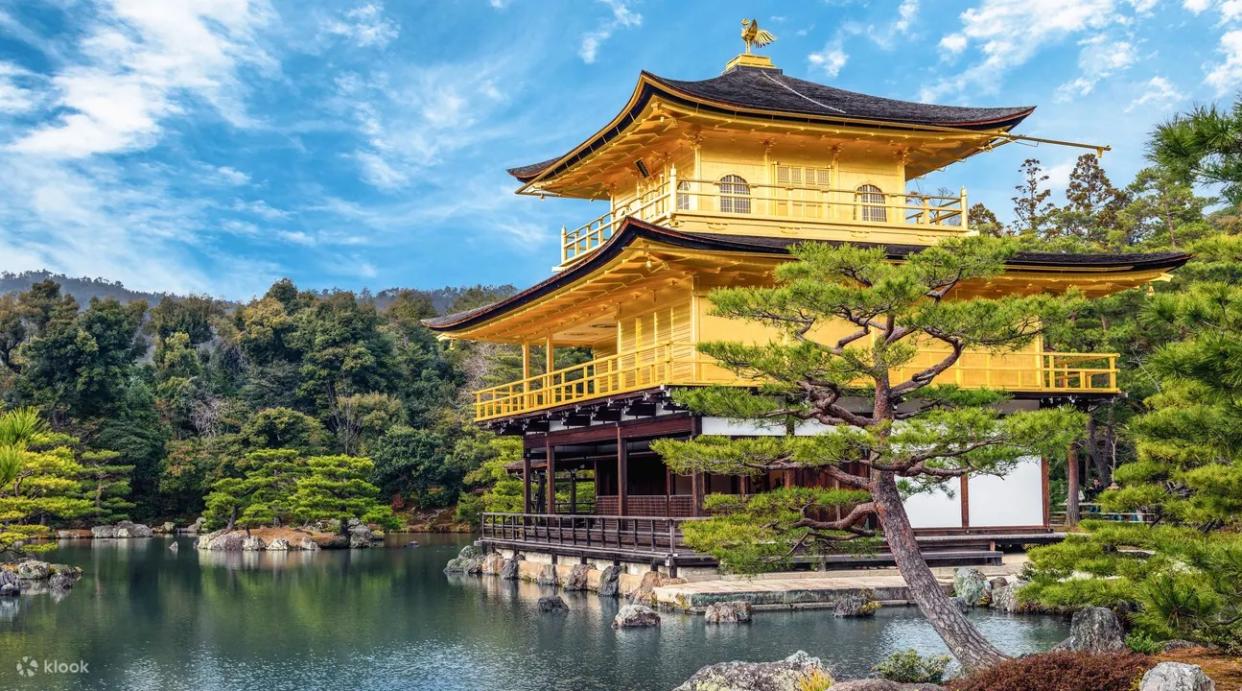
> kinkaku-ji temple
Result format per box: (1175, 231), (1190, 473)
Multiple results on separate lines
(425, 33), (1190, 576)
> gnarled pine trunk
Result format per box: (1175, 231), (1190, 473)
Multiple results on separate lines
(870, 470), (1008, 672)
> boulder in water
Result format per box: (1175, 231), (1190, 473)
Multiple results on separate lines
(625, 570), (684, 605)
(833, 589), (880, 618)
(704, 600), (752, 624)
(535, 563), (558, 586)
(168, 542), (179, 553)
(499, 557), (519, 581)
(0, 570), (20, 596)
(563, 563), (591, 591)
(15, 560), (49, 580)
(481, 553), (506, 575)
(241, 536), (266, 551)
(298, 537), (320, 551)
(612, 604), (660, 628)
(1139, 662), (1215, 691)
(266, 538), (289, 551)
(597, 565), (621, 597)
(674, 650), (830, 691)
(347, 523), (374, 549)
(537, 595), (569, 613)
(953, 567), (991, 607)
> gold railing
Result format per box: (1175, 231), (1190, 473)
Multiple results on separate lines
(557, 169), (969, 267)
(473, 342), (1119, 421)
(561, 179), (670, 265)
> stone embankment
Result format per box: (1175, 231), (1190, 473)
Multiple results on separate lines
(0, 559), (83, 597)
(195, 519), (383, 551)
(443, 544), (686, 601)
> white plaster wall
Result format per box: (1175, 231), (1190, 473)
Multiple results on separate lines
(967, 456), (1044, 527)
(903, 483), (963, 529)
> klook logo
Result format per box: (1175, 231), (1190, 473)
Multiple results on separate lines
(15, 657), (37, 677)
(13, 657), (89, 677)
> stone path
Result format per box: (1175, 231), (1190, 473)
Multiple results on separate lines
(654, 559), (1025, 612)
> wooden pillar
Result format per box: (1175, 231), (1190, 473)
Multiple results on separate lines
(521, 342), (532, 405)
(959, 474), (970, 529)
(522, 453), (532, 513)
(546, 440), (556, 515)
(569, 470), (578, 515)
(1041, 456), (1051, 527)
(691, 472), (703, 516)
(616, 425), (628, 516)
(1066, 443), (1080, 526)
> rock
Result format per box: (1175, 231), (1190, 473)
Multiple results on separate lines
(1161, 639), (1199, 652)
(113, 520), (153, 538)
(444, 545), (483, 573)
(674, 650), (830, 691)
(161, 522), (176, 533)
(47, 572), (75, 591)
(458, 544), (482, 560)
(953, 567), (991, 607)
(988, 576), (1009, 590)
(347, 523), (374, 549)
(990, 583), (1020, 613)
(563, 563), (591, 591)
(612, 604), (661, 629)
(241, 536), (266, 551)
(168, 542), (179, 552)
(499, 557), (519, 581)
(91, 526), (118, 539)
(15, 560), (49, 580)
(598, 565), (622, 597)
(830, 681), (944, 690)
(347, 517), (361, 528)
(0, 570), (20, 596)
(298, 538), (320, 551)
(405, 540), (419, 548)
(184, 516), (206, 535)
(481, 553), (506, 575)
(203, 532), (245, 551)
(1139, 662), (1215, 691)
(704, 600), (753, 624)
(537, 595), (569, 613)
(1056, 606), (1126, 653)
(535, 563), (558, 586)
(833, 589), (880, 618)
(950, 596), (969, 612)
(626, 570), (685, 605)
(56, 529), (92, 539)
(464, 557), (485, 575)
(266, 538), (289, 551)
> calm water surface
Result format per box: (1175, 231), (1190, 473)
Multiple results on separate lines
(0, 534), (1068, 690)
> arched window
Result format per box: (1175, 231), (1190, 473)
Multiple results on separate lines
(719, 175), (751, 214)
(676, 180), (693, 211)
(856, 184), (886, 222)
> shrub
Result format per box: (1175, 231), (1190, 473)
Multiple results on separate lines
(871, 649), (951, 684)
(948, 651), (1151, 691)
(1126, 631), (1165, 654)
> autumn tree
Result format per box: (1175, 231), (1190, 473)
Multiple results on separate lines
(652, 238), (1084, 671)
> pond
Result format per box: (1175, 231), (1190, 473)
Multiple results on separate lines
(0, 534), (1068, 690)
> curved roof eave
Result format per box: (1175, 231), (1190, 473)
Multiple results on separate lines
(507, 69), (1035, 188)
(422, 219), (1191, 333)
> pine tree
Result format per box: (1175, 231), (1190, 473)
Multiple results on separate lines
(1055, 154), (1126, 245)
(202, 449), (306, 531)
(0, 408), (91, 556)
(1011, 158), (1056, 237)
(289, 455), (397, 530)
(78, 449), (135, 524)
(652, 237), (1085, 671)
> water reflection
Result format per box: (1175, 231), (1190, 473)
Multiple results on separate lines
(0, 535), (1068, 690)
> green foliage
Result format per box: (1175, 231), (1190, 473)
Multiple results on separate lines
(202, 449), (306, 530)
(0, 408), (91, 556)
(1151, 98), (1242, 205)
(457, 433), (523, 523)
(289, 455), (397, 530)
(77, 449), (135, 524)
(241, 407), (326, 452)
(871, 649), (950, 684)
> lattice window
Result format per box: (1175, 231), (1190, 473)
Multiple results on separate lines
(855, 184), (887, 222)
(676, 180), (692, 211)
(718, 174), (751, 214)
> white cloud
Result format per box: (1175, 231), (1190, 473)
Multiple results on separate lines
(332, 60), (513, 191)
(1206, 29), (1242, 93)
(0, 62), (38, 114)
(277, 230), (316, 246)
(1184, 0), (1212, 12)
(894, 0), (920, 35)
(215, 165), (250, 185)
(321, 3), (399, 48)
(1054, 36), (1138, 100)
(1183, 0), (1242, 19)
(579, 0), (642, 64)
(921, 0), (1121, 102)
(808, 43), (849, 77)
(1126, 75), (1184, 111)
(489, 0), (511, 8)
(9, 0), (273, 159)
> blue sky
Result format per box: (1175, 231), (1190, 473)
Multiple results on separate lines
(0, 0), (1238, 299)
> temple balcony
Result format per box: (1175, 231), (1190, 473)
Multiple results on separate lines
(558, 171), (969, 270)
(472, 340), (1118, 422)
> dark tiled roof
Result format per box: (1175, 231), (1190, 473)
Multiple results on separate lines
(422, 219), (1191, 332)
(651, 68), (1033, 129)
(508, 67), (1034, 183)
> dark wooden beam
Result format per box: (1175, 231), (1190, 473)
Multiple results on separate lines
(522, 454), (532, 513)
(1066, 443), (1080, 526)
(617, 424), (628, 517)
(959, 474), (970, 529)
(1041, 456), (1051, 527)
(546, 440), (556, 516)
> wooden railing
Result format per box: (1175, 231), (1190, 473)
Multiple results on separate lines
(473, 341), (730, 420)
(473, 341), (1120, 421)
(480, 511), (698, 554)
(557, 167), (969, 267)
(594, 494), (696, 517)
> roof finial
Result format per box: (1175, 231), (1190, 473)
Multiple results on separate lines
(740, 19), (775, 54)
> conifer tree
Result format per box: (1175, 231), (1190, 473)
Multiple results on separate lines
(652, 237), (1085, 671)
(78, 449), (135, 524)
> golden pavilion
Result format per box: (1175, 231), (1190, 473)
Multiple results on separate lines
(425, 34), (1188, 571)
